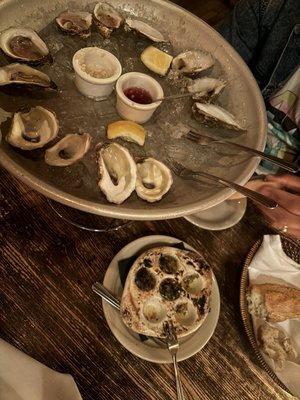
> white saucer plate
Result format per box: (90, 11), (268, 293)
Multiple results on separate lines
(102, 235), (220, 363)
(184, 198), (247, 231)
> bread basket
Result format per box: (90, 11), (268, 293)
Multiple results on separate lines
(240, 235), (300, 395)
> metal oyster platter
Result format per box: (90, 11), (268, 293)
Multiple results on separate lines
(0, 0), (266, 220)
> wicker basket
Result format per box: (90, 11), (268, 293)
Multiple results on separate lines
(240, 235), (300, 395)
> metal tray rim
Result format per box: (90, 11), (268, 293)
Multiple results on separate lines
(0, 0), (267, 220)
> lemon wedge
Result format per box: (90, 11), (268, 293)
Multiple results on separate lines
(141, 46), (173, 76)
(107, 120), (146, 146)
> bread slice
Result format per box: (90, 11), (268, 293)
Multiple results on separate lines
(258, 324), (296, 370)
(247, 283), (300, 322)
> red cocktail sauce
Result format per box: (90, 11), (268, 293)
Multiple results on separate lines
(124, 87), (153, 104)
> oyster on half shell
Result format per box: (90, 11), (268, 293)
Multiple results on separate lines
(121, 246), (213, 338)
(125, 18), (166, 42)
(187, 77), (226, 102)
(0, 63), (56, 89)
(45, 133), (91, 166)
(136, 158), (173, 202)
(97, 143), (137, 204)
(93, 2), (123, 38)
(193, 102), (245, 131)
(172, 50), (214, 76)
(56, 10), (93, 38)
(7, 106), (58, 150)
(0, 27), (50, 62)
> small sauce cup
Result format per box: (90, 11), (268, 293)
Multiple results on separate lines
(72, 47), (122, 100)
(116, 72), (164, 123)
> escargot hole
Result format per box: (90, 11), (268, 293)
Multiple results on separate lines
(159, 278), (181, 300)
(135, 267), (156, 292)
(159, 254), (178, 274)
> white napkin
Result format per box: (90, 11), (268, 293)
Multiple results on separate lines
(0, 339), (82, 400)
(248, 235), (300, 397)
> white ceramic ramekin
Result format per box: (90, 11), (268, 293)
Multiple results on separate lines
(72, 47), (122, 100)
(116, 72), (164, 124)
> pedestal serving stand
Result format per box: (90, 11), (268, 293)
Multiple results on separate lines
(47, 200), (133, 232)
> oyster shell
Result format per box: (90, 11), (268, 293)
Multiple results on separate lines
(187, 77), (226, 102)
(7, 106), (58, 150)
(136, 158), (173, 202)
(93, 2), (123, 38)
(0, 27), (50, 62)
(172, 50), (214, 75)
(45, 133), (91, 166)
(121, 246), (212, 338)
(56, 10), (93, 38)
(126, 18), (166, 42)
(98, 143), (137, 204)
(193, 102), (245, 131)
(0, 63), (56, 89)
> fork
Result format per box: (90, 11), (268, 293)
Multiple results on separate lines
(167, 159), (278, 209)
(186, 130), (299, 173)
(165, 322), (185, 400)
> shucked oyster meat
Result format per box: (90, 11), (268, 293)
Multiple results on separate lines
(56, 10), (93, 38)
(136, 158), (173, 202)
(0, 63), (56, 89)
(97, 142), (137, 204)
(93, 2), (123, 38)
(45, 133), (91, 166)
(172, 50), (214, 75)
(125, 18), (166, 42)
(187, 77), (226, 102)
(0, 27), (50, 62)
(7, 106), (58, 150)
(121, 246), (212, 338)
(193, 102), (245, 131)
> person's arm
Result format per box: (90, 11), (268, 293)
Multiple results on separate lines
(257, 174), (300, 238)
(217, 0), (262, 64)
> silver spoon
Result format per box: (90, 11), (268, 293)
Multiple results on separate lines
(154, 92), (194, 103)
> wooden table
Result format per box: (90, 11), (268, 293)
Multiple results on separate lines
(0, 167), (293, 400)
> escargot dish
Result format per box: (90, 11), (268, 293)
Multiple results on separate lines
(121, 246), (212, 338)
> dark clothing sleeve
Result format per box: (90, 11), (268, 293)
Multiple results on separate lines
(217, 0), (300, 92)
(217, 0), (261, 64)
